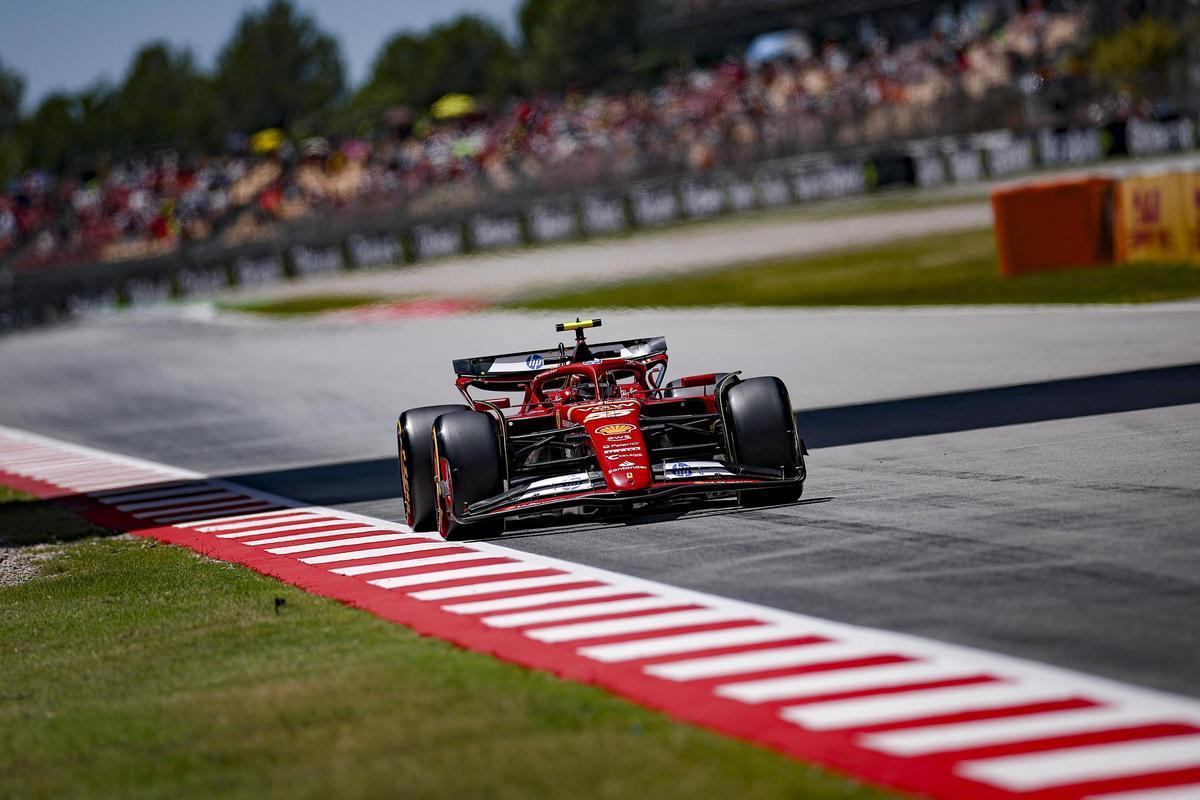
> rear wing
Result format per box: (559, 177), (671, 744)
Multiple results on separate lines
(453, 337), (668, 379)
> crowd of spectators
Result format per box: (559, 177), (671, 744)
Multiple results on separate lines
(1, 2), (1088, 271)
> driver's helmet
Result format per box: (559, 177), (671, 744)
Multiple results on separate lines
(571, 372), (618, 400)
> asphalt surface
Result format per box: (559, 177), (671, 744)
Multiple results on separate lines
(1, 305), (1198, 699)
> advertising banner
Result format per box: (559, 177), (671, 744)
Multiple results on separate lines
(346, 233), (401, 268)
(724, 178), (756, 212)
(679, 180), (725, 218)
(948, 149), (983, 183)
(233, 253), (285, 287)
(64, 289), (120, 317)
(630, 186), (679, 226)
(175, 266), (229, 297)
(792, 162), (866, 201)
(470, 214), (523, 250)
(1114, 173), (1191, 264)
(1038, 128), (1103, 166)
(1126, 118), (1196, 157)
(290, 244), (344, 277)
(122, 276), (173, 306)
(914, 154), (947, 188)
(411, 223), (464, 260)
(580, 196), (627, 234)
(983, 136), (1033, 177)
(527, 204), (579, 242)
(754, 172), (791, 206)
(1184, 171), (1200, 266)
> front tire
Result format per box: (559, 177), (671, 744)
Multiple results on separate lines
(432, 410), (505, 540)
(723, 376), (804, 507)
(398, 404), (467, 531)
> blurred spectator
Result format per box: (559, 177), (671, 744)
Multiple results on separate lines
(2, 3), (1096, 271)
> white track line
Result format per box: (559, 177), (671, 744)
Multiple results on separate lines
(861, 705), (1181, 756)
(444, 585), (636, 615)
(408, 573), (589, 601)
(241, 525), (380, 546)
(213, 518), (349, 537)
(647, 641), (889, 682)
(200, 514), (326, 533)
(302, 541), (453, 567)
(371, 561), (545, 589)
(579, 624), (810, 663)
(265, 533), (411, 554)
(717, 660), (984, 704)
(482, 596), (685, 629)
(176, 508), (310, 528)
(782, 682), (1078, 731)
(96, 485), (211, 503)
(130, 497), (255, 517)
(1086, 785), (1200, 799)
(115, 491), (236, 511)
(527, 608), (743, 643)
(152, 502), (278, 524)
(956, 733), (1200, 791)
(300, 541), (448, 566)
(328, 551), (496, 575)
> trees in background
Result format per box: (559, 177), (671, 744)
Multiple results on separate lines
(359, 16), (516, 113)
(5, 0), (656, 179)
(1089, 16), (1184, 96)
(119, 44), (222, 153)
(215, 0), (345, 136)
(0, 61), (24, 180)
(518, 0), (639, 91)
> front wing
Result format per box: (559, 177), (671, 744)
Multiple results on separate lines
(460, 460), (804, 522)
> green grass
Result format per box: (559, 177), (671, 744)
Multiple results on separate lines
(0, 487), (902, 800)
(512, 228), (1200, 309)
(216, 294), (392, 316)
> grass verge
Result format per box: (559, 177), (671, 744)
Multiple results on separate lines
(511, 228), (1200, 308)
(0, 486), (903, 800)
(215, 294), (392, 316)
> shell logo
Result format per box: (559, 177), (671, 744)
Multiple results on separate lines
(596, 423), (635, 435)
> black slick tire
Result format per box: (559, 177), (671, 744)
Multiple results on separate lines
(723, 376), (804, 507)
(432, 410), (505, 540)
(397, 404), (467, 532)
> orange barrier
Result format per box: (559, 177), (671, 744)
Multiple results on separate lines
(1112, 173), (1193, 265)
(991, 177), (1114, 277)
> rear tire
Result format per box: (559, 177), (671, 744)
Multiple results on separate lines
(723, 376), (804, 508)
(432, 410), (505, 540)
(398, 404), (467, 531)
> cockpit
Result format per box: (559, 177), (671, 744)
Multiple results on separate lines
(531, 364), (647, 406)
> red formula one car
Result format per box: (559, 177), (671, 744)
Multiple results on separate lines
(397, 319), (806, 539)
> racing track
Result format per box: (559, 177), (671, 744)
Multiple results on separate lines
(1, 304), (1198, 705)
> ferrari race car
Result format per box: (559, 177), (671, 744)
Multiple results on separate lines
(397, 319), (807, 539)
